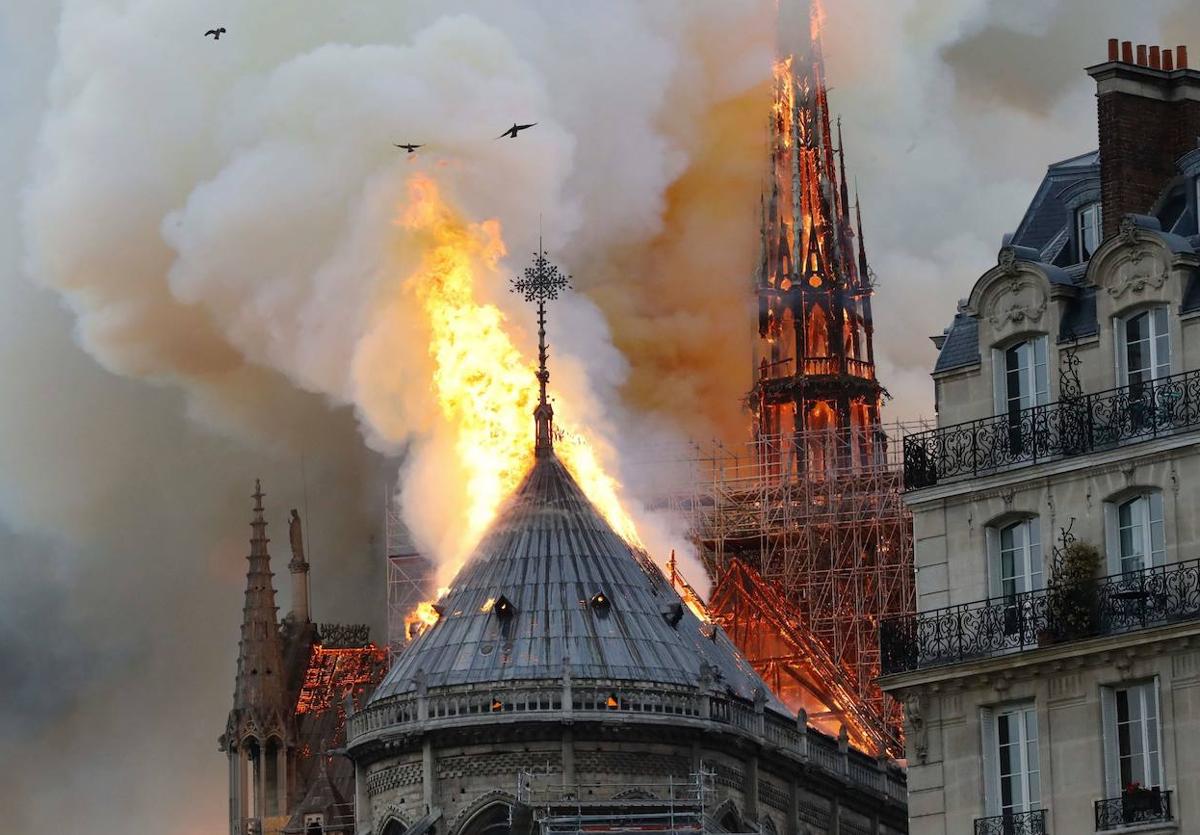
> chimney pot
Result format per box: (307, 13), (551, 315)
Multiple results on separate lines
(1164, 49), (1174, 71)
(1179, 45), (1189, 69)
(1122, 41), (1134, 63)
(1137, 44), (1148, 66)
(1150, 45), (1161, 69)
(1108, 38), (1119, 62)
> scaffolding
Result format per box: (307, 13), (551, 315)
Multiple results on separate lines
(384, 493), (432, 660)
(516, 766), (725, 835)
(659, 423), (917, 750)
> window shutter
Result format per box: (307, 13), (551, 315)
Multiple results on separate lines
(1148, 492), (1166, 567)
(986, 526), (1002, 599)
(980, 707), (1000, 816)
(1115, 317), (1128, 387)
(1028, 520), (1044, 590)
(992, 349), (1007, 415)
(1149, 679), (1164, 788)
(1104, 502), (1121, 575)
(1153, 307), (1170, 378)
(1034, 337), (1049, 405)
(1100, 686), (1120, 797)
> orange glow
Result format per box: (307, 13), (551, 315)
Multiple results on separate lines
(395, 175), (644, 628)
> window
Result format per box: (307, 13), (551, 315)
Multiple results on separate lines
(988, 519), (1043, 599)
(982, 703), (1041, 817)
(1117, 307), (1170, 388)
(1102, 680), (1162, 795)
(1105, 493), (1165, 574)
(1077, 202), (1103, 261)
(995, 337), (1050, 417)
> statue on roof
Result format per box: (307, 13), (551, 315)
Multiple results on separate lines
(289, 508), (306, 566)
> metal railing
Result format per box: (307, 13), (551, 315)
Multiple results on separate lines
(1095, 789), (1173, 830)
(903, 368), (1200, 489)
(973, 810), (1046, 835)
(880, 558), (1200, 674)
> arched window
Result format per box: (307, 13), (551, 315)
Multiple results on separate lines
(458, 803), (512, 835)
(806, 303), (829, 357)
(381, 821), (406, 835)
(987, 518), (1043, 599)
(1105, 492), (1165, 574)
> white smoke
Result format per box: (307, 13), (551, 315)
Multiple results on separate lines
(5, 1), (1199, 832)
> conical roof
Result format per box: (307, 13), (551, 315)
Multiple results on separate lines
(372, 453), (785, 712)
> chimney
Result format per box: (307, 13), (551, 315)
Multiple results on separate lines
(1089, 39), (1200, 238)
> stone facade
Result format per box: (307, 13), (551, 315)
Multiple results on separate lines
(882, 42), (1200, 835)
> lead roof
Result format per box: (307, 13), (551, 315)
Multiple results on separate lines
(373, 452), (787, 714)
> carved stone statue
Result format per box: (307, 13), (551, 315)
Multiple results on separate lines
(289, 508), (306, 565)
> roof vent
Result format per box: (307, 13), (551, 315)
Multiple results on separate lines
(589, 592), (612, 617)
(662, 602), (684, 628)
(493, 595), (516, 620)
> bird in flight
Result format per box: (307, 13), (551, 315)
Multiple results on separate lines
(205, 27), (226, 40)
(394, 143), (424, 153)
(496, 122), (536, 139)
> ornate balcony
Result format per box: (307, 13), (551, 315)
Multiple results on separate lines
(973, 810), (1046, 835)
(1095, 789), (1173, 830)
(880, 558), (1200, 675)
(904, 368), (1200, 490)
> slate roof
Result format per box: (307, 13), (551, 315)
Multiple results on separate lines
(932, 311), (980, 374)
(1011, 151), (1100, 259)
(373, 452), (786, 714)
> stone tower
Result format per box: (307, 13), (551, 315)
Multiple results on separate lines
(221, 480), (295, 835)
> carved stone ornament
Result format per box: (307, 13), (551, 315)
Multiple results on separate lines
(1119, 215), (1139, 247)
(1108, 265), (1168, 299)
(986, 273), (1047, 330)
(905, 693), (928, 764)
(997, 247), (1019, 277)
(988, 298), (1047, 329)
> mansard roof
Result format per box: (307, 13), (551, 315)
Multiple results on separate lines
(373, 453), (785, 714)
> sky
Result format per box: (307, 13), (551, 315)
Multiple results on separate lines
(0, 1), (1198, 832)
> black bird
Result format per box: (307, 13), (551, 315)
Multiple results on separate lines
(394, 143), (424, 153)
(205, 27), (226, 40)
(496, 122), (536, 139)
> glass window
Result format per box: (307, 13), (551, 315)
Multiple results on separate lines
(995, 337), (1049, 418)
(1078, 202), (1102, 261)
(986, 704), (1041, 815)
(1118, 307), (1170, 388)
(994, 519), (1043, 598)
(1103, 680), (1162, 794)
(1110, 493), (1166, 574)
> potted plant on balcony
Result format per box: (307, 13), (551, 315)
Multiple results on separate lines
(1122, 781), (1161, 823)
(1044, 540), (1101, 643)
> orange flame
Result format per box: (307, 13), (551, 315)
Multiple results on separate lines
(396, 175), (644, 625)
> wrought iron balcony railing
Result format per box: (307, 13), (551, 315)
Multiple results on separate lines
(973, 809), (1046, 835)
(904, 368), (1200, 489)
(880, 558), (1200, 675)
(1095, 789), (1173, 830)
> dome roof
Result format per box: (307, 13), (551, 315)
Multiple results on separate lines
(372, 452), (786, 713)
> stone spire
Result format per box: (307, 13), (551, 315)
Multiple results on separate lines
(510, 241), (571, 458)
(233, 479), (286, 714)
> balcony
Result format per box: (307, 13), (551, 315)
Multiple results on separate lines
(1095, 789), (1173, 830)
(974, 810), (1047, 835)
(880, 558), (1200, 675)
(903, 368), (1200, 490)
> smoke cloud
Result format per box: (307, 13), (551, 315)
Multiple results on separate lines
(2, 1), (1198, 833)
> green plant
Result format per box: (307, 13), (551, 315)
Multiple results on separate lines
(1047, 540), (1102, 640)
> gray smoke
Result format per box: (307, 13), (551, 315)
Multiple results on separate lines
(2, 1), (1198, 833)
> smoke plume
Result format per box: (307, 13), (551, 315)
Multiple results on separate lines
(3, 1), (1198, 833)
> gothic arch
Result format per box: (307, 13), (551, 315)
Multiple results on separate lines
(376, 807), (411, 835)
(451, 791), (516, 835)
(711, 799), (743, 833)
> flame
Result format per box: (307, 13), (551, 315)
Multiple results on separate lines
(395, 174), (644, 626)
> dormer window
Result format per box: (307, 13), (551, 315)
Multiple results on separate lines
(1077, 201), (1102, 261)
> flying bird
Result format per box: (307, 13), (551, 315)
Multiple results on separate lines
(394, 143), (424, 153)
(205, 27), (226, 40)
(496, 122), (537, 139)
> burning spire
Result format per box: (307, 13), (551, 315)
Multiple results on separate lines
(510, 242), (571, 458)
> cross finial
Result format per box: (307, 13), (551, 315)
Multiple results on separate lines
(510, 239), (571, 457)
